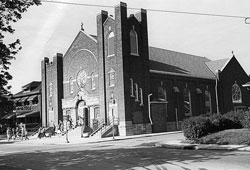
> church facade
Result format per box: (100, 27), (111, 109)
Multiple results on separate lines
(41, 2), (250, 137)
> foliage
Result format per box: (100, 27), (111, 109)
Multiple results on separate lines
(199, 129), (250, 145)
(0, 0), (40, 117)
(182, 115), (212, 139)
(0, 95), (14, 118)
(182, 110), (250, 140)
(209, 112), (242, 132)
(0, 0), (41, 96)
(241, 111), (250, 129)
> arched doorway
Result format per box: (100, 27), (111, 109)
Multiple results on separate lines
(77, 101), (89, 126)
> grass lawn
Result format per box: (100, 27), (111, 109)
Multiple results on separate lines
(198, 128), (250, 145)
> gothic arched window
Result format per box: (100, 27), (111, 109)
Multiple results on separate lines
(108, 32), (115, 56)
(205, 90), (212, 115)
(158, 86), (166, 101)
(130, 29), (138, 55)
(49, 83), (53, 97)
(183, 87), (192, 116)
(232, 83), (242, 103)
(135, 83), (139, 102)
(139, 88), (143, 106)
(108, 68), (115, 87)
(130, 78), (135, 97)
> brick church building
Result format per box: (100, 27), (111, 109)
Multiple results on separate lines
(41, 2), (250, 137)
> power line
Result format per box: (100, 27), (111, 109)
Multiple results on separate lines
(40, 0), (249, 20)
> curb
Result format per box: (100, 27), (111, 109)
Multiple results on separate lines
(155, 143), (250, 151)
(154, 143), (197, 150)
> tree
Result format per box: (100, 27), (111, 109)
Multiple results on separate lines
(0, 0), (41, 117)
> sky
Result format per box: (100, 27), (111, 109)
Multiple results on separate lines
(4, 0), (250, 94)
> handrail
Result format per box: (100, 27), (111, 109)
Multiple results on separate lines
(101, 118), (113, 135)
(28, 123), (42, 136)
(89, 119), (105, 136)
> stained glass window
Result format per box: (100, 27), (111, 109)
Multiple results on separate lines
(108, 32), (115, 56)
(130, 29), (138, 55)
(232, 83), (242, 103)
(109, 69), (115, 87)
(205, 90), (212, 115)
(184, 87), (192, 116)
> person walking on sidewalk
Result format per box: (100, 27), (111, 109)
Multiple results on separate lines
(6, 127), (12, 141)
(21, 126), (29, 140)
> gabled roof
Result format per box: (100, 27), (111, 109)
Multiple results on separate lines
(205, 58), (230, 75)
(22, 81), (41, 90)
(149, 47), (216, 80)
(13, 83), (41, 98)
(63, 30), (97, 58)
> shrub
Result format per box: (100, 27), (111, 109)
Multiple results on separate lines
(209, 114), (230, 131)
(241, 111), (250, 129)
(182, 110), (250, 140)
(223, 111), (243, 129)
(182, 115), (212, 139)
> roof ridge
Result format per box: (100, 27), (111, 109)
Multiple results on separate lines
(149, 46), (210, 61)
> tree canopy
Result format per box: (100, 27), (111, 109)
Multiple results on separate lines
(0, 0), (41, 96)
(0, 0), (41, 117)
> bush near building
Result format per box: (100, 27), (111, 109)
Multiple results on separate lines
(182, 110), (250, 140)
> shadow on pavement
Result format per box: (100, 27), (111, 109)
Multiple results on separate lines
(0, 145), (241, 170)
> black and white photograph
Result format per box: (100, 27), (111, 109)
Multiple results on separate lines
(1, 0), (250, 169)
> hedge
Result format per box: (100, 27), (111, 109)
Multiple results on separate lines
(182, 110), (250, 139)
(182, 115), (212, 139)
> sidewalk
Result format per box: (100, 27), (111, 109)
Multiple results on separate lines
(0, 130), (184, 145)
(1, 130), (250, 152)
(6, 131), (184, 145)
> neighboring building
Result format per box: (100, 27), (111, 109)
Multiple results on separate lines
(41, 2), (250, 136)
(3, 81), (42, 129)
(206, 56), (250, 113)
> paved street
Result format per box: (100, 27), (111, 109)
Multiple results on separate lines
(0, 133), (250, 170)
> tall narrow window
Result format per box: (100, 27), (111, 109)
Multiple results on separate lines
(69, 78), (73, 94)
(94, 107), (100, 120)
(232, 83), (242, 103)
(49, 83), (53, 97)
(130, 29), (138, 55)
(135, 83), (139, 102)
(108, 68), (115, 87)
(91, 73), (96, 90)
(130, 78), (135, 97)
(139, 88), (143, 106)
(205, 90), (212, 115)
(108, 32), (115, 56)
(183, 87), (192, 116)
(158, 86), (166, 101)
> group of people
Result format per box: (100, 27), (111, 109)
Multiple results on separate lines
(6, 124), (29, 141)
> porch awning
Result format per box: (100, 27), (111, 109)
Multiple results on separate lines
(2, 112), (16, 119)
(17, 111), (40, 118)
(13, 98), (21, 102)
(19, 96), (29, 102)
(27, 95), (38, 101)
